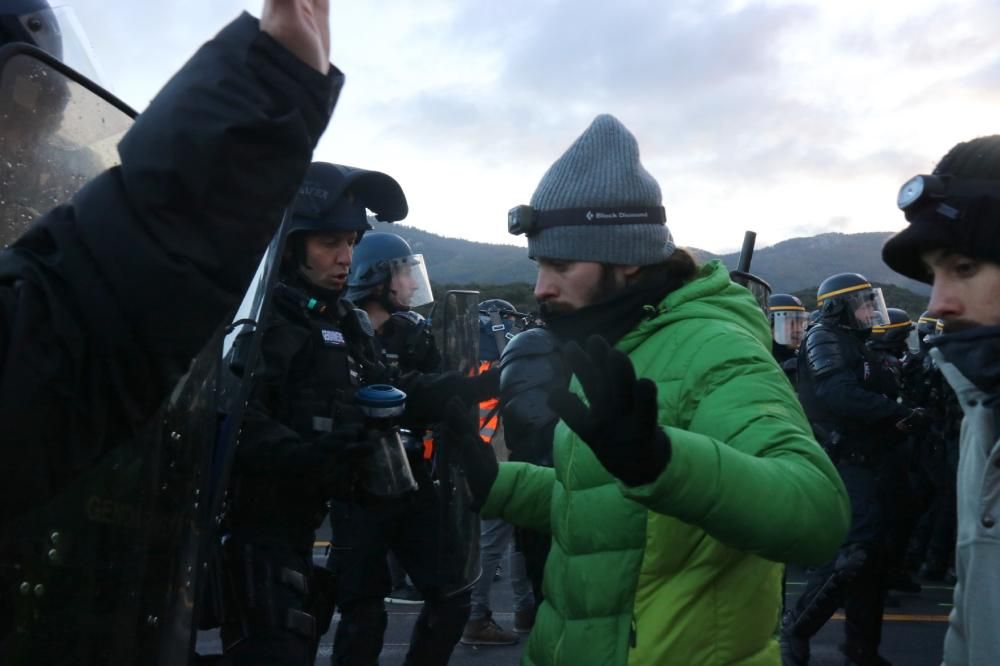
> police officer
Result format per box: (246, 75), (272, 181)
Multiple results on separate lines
(769, 293), (809, 384)
(867, 308), (928, 595)
(781, 273), (925, 666)
(900, 312), (960, 584)
(1, 3), (338, 662)
(327, 231), (491, 666)
(347, 232), (440, 371)
(220, 162), (407, 665)
(869, 308), (915, 360)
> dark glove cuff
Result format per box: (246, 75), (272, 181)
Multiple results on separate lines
(619, 428), (672, 488)
(469, 367), (501, 402)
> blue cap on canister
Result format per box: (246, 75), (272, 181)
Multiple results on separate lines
(355, 384), (407, 418)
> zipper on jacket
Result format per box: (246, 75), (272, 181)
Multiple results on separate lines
(629, 617), (637, 648)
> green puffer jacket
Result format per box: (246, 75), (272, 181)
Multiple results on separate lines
(483, 260), (849, 666)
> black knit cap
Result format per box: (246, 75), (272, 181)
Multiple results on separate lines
(882, 135), (1000, 283)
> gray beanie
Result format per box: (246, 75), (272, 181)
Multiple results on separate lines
(527, 114), (675, 265)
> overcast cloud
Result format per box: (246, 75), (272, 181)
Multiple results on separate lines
(72, 0), (1000, 253)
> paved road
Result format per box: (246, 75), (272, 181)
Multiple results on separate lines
(197, 539), (950, 665)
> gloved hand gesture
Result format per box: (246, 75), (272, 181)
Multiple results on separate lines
(401, 368), (501, 424)
(467, 365), (501, 402)
(441, 396), (498, 510)
(548, 335), (671, 487)
(895, 407), (931, 433)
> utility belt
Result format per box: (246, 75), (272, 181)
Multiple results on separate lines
(837, 448), (881, 468)
(817, 428), (884, 469)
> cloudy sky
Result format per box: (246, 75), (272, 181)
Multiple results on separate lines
(70, 0), (1000, 253)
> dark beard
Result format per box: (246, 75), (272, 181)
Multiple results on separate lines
(538, 266), (621, 321)
(540, 269), (679, 346)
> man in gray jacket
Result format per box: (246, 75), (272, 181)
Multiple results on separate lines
(883, 135), (1000, 666)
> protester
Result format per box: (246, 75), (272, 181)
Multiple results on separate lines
(883, 134), (1000, 666)
(452, 113), (850, 665)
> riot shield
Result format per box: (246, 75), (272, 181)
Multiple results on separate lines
(434, 290), (483, 595)
(0, 45), (286, 665)
(3, 330), (225, 665)
(194, 215), (291, 639)
(0, 43), (135, 247)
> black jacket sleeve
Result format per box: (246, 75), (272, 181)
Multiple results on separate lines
(77, 13), (340, 368)
(806, 327), (908, 425)
(0, 13), (340, 522)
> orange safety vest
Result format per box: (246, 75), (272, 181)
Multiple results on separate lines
(478, 360), (500, 444)
(423, 362), (497, 459)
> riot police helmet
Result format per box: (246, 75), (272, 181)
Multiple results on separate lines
(870, 307), (914, 351)
(815, 272), (889, 331)
(1, 1), (106, 84)
(479, 299), (517, 362)
(480, 298), (515, 316)
(2, 0), (63, 58)
(915, 311), (938, 337)
(768, 293), (809, 350)
(730, 270), (772, 315)
(346, 232), (433, 310)
(286, 161), (407, 237)
(283, 162), (407, 280)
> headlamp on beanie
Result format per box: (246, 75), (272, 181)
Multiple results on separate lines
(896, 174), (1000, 221)
(508, 205), (667, 237)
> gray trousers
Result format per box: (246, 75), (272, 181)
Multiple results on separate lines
(469, 518), (534, 621)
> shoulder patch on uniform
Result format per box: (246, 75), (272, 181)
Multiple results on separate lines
(321, 329), (346, 346)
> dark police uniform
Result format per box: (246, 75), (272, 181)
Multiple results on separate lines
(327, 309), (474, 666)
(0, 14), (339, 662)
(784, 317), (910, 664)
(221, 278), (382, 665)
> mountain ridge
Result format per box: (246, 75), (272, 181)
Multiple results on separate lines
(371, 222), (929, 296)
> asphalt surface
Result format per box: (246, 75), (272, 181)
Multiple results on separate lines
(197, 534), (951, 665)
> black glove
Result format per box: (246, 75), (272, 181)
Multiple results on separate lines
(442, 396), (498, 510)
(401, 368), (501, 424)
(548, 335), (671, 487)
(467, 366), (501, 402)
(322, 424), (382, 497)
(895, 407), (931, 433)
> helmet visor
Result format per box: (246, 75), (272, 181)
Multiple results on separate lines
(387, 254), (433, 309)
(841, 286), (889, 330)
(772, 310), (810, 348)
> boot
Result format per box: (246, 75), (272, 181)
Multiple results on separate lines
(779, 612), (810, 666)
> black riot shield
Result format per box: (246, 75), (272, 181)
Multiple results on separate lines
(434, 290), (483, 595)
(2, 332), (226, 666)
(0, 45), (283, 665)
(0, 44), (135, 247)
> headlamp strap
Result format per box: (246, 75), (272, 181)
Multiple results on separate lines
(510, 205), (666, 236)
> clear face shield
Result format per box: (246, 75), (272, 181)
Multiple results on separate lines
(843, 286), (890, 330)
(1, 41), (133, 245)
(386, 254), (434, 310)
(772, 310), (810, 349)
